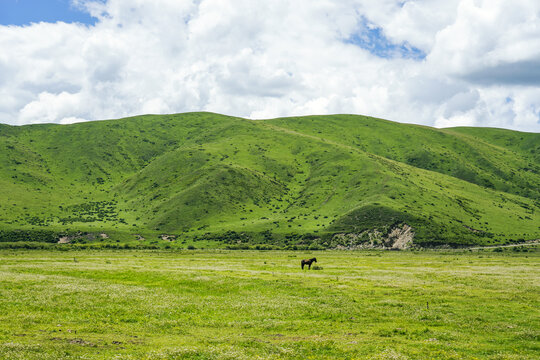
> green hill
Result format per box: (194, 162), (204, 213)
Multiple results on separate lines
(1, 112), (539, 249)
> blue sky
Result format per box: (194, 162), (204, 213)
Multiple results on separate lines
(0, 1), (426, 62)
(0, 0), (97, 26)
(346, 21), (426, 60)
(0, 1), (425, 60)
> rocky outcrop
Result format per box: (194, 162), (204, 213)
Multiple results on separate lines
(387, 224), (414, 250)
(160, 234), (176, 241)
(57, 232), (109, 244)
(332, 224), (415, 250)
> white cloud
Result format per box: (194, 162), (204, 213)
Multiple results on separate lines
(428, 0), (540, 79)
(0, 0), (539, 131)
(19, 91), (85, 124)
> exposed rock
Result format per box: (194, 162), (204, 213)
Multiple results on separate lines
(387, 224), (414, 250)
(58, 236), (71, 244)
(332, 224), (414, 250)
(56, 232), (102, 244)
(160, 234), (176, 241)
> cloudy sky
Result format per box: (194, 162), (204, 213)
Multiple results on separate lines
(1, 0), (540, 131)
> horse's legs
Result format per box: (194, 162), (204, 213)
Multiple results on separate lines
(301, 262), (304, 270)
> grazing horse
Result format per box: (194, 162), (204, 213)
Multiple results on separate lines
(301, 257), (317, 270)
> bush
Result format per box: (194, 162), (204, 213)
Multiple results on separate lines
(0, 230), (58, 243)
(308, 243), (324, 250)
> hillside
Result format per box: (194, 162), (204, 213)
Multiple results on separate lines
(1, 112), (539, 249)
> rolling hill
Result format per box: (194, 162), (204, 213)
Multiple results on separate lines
(1, 112), (539, 249)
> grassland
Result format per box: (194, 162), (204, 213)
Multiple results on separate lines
(0, 248), (538, 359)
(1, 112), (539, 247)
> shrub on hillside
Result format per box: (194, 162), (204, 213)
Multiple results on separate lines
(0, 230), (58, 243)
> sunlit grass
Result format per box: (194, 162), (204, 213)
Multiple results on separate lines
(1, 113), (539, 247)
(0, 249), (538, 359)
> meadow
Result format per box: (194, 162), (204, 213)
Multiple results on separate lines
(0, 249), (538, 359)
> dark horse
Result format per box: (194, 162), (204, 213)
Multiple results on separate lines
(301, 257), (317, 270)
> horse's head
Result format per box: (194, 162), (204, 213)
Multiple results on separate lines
(312, 258), (317, 262)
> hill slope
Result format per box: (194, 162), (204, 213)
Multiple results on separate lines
(1, 112), (539, 248)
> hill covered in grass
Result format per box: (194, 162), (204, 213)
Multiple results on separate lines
(1, 112), (539, 249)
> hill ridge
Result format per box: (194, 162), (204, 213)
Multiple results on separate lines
(1, 112), (539, 248)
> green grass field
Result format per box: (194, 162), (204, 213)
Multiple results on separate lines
(1, 249), (538, 359)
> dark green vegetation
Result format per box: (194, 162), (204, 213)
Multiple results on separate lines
(1, 112), (539, 248)
(0, 249), (538, 359)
